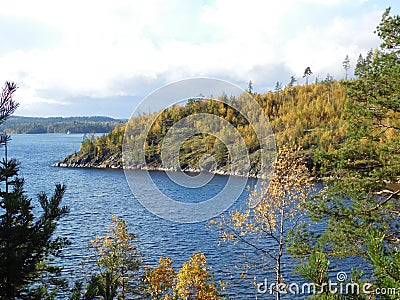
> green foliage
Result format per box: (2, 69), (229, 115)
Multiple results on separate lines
(247, 80), (253, 94)
(81, 126), (124, 155)
(296, 252), (330, 294)
(343, 55), (351, 79)
(304, 6), (399, 254)
(366, 233), (400, 300)
(75, 215), (143, 300)
(0, 82), (70, 299)
(289, 7), (400, 298)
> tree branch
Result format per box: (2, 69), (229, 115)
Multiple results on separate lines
(376, 120), (400, 131)
(223, 223), (277, 261)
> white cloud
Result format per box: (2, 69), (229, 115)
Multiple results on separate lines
(282, 9), (382, 79)
(0, 0), (394, 116)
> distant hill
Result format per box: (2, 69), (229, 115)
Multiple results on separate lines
(0, 116), (127, 134)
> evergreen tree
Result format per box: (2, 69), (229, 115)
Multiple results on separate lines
(247, 80), (253, 94)
(288, 76), (297, 103)
(290, 7), (400, 293)
(275, 81), (283, 102)
(324, 73), (334, 102)
(288, 75), (297, 87)
(0, 82), (70, 299)
(342, 54), (350, 80)
(303, 67), (312, 85)
(366, 233), (400, 300)
(354, 53), (365, 77)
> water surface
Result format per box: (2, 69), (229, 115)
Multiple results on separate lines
(7, 134), (367, 299)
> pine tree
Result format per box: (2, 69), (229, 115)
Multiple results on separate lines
(324, 73), (334, 102)
(342, 54), (350, 80)
(247, 80), (253, 94)
(366, 233), (400, 299)
(303, 67), (312, 85)
(290, 7), (400, 292)
(288, 75), (297, 87)
(0, 82), (70, 299)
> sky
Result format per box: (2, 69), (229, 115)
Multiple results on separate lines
(0, 0), (398, 118)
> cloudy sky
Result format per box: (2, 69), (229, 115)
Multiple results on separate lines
(1, 0), (398, 118)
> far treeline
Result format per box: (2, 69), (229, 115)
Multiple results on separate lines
(0, 116), (126, 134)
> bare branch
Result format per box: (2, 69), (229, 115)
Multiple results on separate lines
(369, 189), (400, 212)
(224, 223), (277, 261)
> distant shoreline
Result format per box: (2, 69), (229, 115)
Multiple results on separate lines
(0, 116), (126, 134)
(8, 132), (107, 135)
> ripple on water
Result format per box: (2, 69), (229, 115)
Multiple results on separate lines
(6, 134), (368, 300)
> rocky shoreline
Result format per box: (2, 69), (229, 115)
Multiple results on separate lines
(53, 151), (123, 169)
(53, 151), (267, 178)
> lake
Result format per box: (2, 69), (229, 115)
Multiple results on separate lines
(7, 134), (367, 299)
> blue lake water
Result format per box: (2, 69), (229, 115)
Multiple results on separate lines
(7, 134), (369, 299)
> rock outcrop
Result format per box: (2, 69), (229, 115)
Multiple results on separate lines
(53, 150), (271, 178)
(53, 151), (123, 169)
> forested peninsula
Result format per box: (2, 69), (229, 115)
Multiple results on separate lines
(54, 79), (347, 177)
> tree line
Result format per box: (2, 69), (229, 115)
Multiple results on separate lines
(0, 116), (125, 134)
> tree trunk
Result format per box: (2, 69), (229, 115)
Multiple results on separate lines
(275, 206), (285, 300)
(275, 261), (281, 300)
